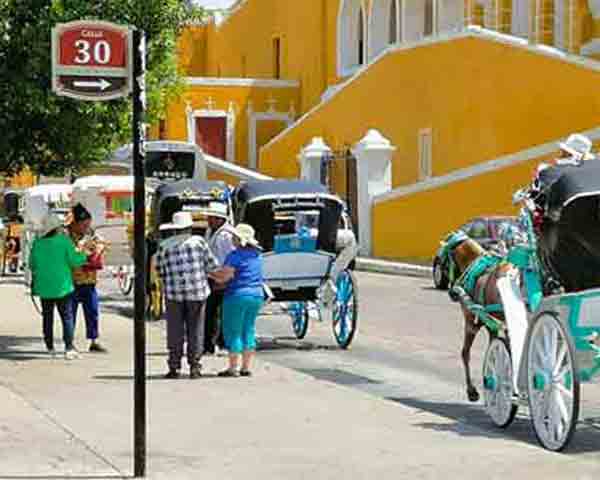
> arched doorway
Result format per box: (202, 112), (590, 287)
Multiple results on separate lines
(368, 0), (401, 61)
(338, 0), (368, 76)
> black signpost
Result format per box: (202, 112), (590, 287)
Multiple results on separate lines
(52, 22), (147, 478)
(132, 28), (147, 479)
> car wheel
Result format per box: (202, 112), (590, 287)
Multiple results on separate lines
(433, 258), (449, 290)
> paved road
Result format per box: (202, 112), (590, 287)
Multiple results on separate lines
(99, 271), (600, 460)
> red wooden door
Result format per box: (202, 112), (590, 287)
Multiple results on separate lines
(196, 117), (227, 160)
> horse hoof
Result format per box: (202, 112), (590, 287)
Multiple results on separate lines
(467, 389), (480, 402)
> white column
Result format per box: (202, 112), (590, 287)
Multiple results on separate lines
(352, 129), (395, 256)
(298, 137), (332, 183)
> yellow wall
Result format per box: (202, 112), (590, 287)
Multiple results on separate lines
(260, 36), (600, 193)
(372, 157), (547, 261)
(164, 84), (299, 169)
(373, 140), (600, 261)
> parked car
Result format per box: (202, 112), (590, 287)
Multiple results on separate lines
(432, 216), (525, 290)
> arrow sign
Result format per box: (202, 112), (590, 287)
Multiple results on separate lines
(52, 21), (133, 101)
(73, 79), (111, 90)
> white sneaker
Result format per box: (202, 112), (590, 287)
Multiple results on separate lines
(64, 349), (80, 360)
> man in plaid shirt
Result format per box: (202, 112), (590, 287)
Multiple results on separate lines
(156, 211), (220, 379)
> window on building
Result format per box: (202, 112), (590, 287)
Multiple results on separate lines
(389, 0), (398, 44)
(418, 128), (433, 180)
(511, 0), (530, 38)
(358, 6), (365, 64)
(273, 37), (281, 79)
(554, 0), (565, 50)
(159, 119), (166, 140)
(424, 0), (434, 36)
(339, 0), (365, 75)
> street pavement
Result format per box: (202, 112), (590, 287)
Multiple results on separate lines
(0, 270), (599, 479)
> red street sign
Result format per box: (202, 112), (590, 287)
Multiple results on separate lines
(52, 21), (133, 101)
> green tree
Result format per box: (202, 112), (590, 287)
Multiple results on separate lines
(0, 0), (205, 177)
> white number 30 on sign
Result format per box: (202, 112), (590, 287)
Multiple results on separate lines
(74, 39), (111, 65)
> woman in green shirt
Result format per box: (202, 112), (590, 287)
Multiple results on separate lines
(29, 213), (88, 359)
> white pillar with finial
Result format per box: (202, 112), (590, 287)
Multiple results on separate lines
(352, 129), (395, 256)
(298, 137), (331, 183)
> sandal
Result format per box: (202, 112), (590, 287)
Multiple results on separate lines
(218, 369), (239, 378)
(240, 370), (252, 377)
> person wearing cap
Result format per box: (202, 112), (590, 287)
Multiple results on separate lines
(156, 211), (220, 379)
(29, 213), (89, 359)
(209, 223), (264, 377)
(204, 201), (236, 355)
(67, 203), (108, 353)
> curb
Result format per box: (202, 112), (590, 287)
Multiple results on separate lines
(355, 257), (432, 278)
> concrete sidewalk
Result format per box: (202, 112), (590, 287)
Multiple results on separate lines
(0, 277), (598, 479)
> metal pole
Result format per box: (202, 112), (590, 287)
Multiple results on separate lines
(132, 28), (147, 479)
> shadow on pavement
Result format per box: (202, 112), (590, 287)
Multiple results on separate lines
(0, 476), (127, 480)
(94, 373), (219, 381)
(387, 396), (600, 454)
(0, 336), (49, 362)
(257, 336), (340, 353)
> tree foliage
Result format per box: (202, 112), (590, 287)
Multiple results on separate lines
(0, 0), (204, 176)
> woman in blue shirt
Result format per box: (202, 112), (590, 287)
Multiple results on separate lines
(210, 224), (264, 377)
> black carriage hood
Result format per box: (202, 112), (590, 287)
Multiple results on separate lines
(234, 180), (336, 204)
(539, 160), (600, 211)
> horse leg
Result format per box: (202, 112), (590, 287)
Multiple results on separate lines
(461, 308), (482, 402)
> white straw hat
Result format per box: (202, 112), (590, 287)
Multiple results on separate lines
(159, 211), (194, 231)
(206, 202), (229, 220)
(40, 213), (63, 236)
(559, 134), (594, 161)
(232, 223), (260, 248)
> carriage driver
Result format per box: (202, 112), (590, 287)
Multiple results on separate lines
(529, 134), (596, 232)
(204, 202), (236, 355)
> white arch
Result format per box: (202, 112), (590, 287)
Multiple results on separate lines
(368, 0), (401, 60)
(338, 0), (368, 77)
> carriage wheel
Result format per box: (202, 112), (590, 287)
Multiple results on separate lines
(289, 302), (309, 340)
(483, 337), (518, 428)
(332, 269), (358, 349)
(117, 267), (133, 296)
(526, 312), (580, 451)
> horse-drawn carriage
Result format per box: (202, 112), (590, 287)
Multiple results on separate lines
(442, 159), (600, 451)
(138, 179), (232, 320)
(231, 180), (359, 348)
(1, 188), (24, 275)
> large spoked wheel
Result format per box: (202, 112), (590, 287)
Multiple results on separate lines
(117, 267), (133, 296)
(527, 312), (580, 451)
(483, 337), (518, 428)
(332, 269), (358, 349)
(289, 302), (309, 339)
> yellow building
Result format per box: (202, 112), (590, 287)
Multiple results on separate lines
(163, 0), (600, 260)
